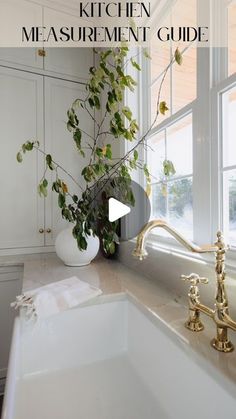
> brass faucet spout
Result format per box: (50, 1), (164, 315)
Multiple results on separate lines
(132, 219), (217, 260)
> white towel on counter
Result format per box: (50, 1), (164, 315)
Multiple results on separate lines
(11, 276), (102, 320)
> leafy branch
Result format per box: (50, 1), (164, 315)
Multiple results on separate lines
(17, 46), (182, 255)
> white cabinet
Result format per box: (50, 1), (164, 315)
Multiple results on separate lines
(44, 7), (94, 79)
(0, 67), (45, 250)
(0, 1), (94, 80)
(44, 77), (92, 245)
(0, 0), (43, 69)
(44, 47), (93, 80)
(0, 66), (93, 253)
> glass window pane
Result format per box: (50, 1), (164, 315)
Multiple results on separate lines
(228, 2), (236, 76)
(168, 177), (193, 239)
(148, 130), (165, 181)
(167, 114), (193, 177)
(172, 0), (197, 44)
(150, 13), (171, 125)
(150, 15), (171, 85)
(151, 183), (167, 219)
(172, 46), (197, 114)
(222, 86), (236, 168)
(223, 170), (236, 246)
(151, 74), (171, 125)
(171, 0), (197, 113)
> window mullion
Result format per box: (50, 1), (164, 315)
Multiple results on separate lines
(211, 1), (230, 243)
(192, 0), (212, 244)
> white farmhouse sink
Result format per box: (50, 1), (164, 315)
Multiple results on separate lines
(2, 295), (236, 419)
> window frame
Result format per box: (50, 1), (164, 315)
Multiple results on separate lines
(211, 73), (236, 253)
(147, 106), (194, 239)
(141, 0), (236, 258)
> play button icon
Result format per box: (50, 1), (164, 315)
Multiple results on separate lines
(108, 198), (131, 222)
(91, 178), (151, 241)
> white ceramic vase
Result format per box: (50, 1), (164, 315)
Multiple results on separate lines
(55, 226), (100, 267)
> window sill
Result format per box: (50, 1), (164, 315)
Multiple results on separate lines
(141, 234), (236, 277)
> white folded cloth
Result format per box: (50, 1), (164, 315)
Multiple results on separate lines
(11, 276), (102, 320)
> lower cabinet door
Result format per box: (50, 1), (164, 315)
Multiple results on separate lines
(0, 66), (45, 250)
(44, 76), (93, 245)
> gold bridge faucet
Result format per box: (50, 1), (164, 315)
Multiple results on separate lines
(132, 219), (236, 353)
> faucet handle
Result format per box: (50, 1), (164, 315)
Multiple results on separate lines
(181, 273), (208, 286)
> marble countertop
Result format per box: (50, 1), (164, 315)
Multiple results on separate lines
(1, 252), (236, 391)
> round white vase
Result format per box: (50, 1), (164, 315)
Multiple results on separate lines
(55, 226), (100, 267)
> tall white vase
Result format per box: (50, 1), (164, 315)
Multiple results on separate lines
(55, 226), (100, 267)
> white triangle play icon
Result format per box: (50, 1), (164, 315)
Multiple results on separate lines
(108, 198), (131, 222)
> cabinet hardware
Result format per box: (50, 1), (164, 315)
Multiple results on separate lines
(38, 49), (46, 57)
(39, 228), (44, 234)
(46, 228), (52, 234)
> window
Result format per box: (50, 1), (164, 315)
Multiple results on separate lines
(150, 0), (197, 123)
(147, 0), (196, 240)
(148, 114), (193, 239)
(222, 85), (236, 246)
(143, 0), (236, 251)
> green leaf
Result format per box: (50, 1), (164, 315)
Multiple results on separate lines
(72, 98), (81, 109)
(43, 179), (48, 188)
(109, 241), (116, 255)
(81, 166), (95, 182)
(163, 160), (176, 177)
(116, 66), (124, 77)
(24, 142), (34, 151)
(143, 164), (150, 181)
(143, 48), (151, 59)
(67, 121), (73, 132)
(89, 66), (96, 75)
(38, 183), (47, 198)
(72, 195), (78, 203)
(46, 154), (54, 170)
(94, 95), (100, 110)
(105, 144), (112, 160)
(58, 193), (65, 208)
(88, 97), (95, 108)
(127, 189), (135, 206)
(134, 150), (138, 161)
(73, 129), (82, 149)
(159, 101), (169, 115)
(175, 48), (183, 66)
(52, 181), (60, 193)
(103, 49), (113, 59)
(77, 235), (87, 251)
(96, 147), (103, 157)
(108, 91), (115, 104)
(131, 58), (141, 71)
(16, 152), (23, 163)
(122, 106), (132, 121)
(129, 160), (136, 169)
(100, 62), (110, 76)
(114, 112), (122, 123)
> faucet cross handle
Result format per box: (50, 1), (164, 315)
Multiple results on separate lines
(181, 273), (208, 286)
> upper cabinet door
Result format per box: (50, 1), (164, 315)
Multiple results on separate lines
(43, 8), (94, 80)
(0, 0), (44, 69)
(44, 76), (94, 245)
(0, 67), (45, 250)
